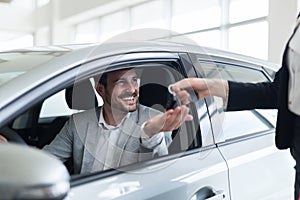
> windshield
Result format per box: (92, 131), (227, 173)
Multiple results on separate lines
(0, 51), (69, 86)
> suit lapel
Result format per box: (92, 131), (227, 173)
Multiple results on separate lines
(81, 121), (106, 173)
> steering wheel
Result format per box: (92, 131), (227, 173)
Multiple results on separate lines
(0, 126), (27, 145)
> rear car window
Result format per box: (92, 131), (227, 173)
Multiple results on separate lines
(199, 61), (276, 140)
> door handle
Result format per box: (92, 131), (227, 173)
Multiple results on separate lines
(205, 190), (225, 200)
(190, 186), (226, 200)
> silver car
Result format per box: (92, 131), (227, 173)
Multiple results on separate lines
(0, 40), (295, 200)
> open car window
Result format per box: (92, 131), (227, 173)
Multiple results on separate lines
(2, 59), (207, 177)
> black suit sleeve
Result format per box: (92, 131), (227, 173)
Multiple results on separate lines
(227, 68), (281, 111)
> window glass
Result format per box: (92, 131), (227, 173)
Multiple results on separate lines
(222, 110), (270, 140)
(35, 26), (50, 46)
(37, 0), (50, 7)
(12, 0), (35, 10)
(0, 32), (33, 52)
(74, 19), (100, 44)
(172, 0), (220, 33)
(201, 62), (268, 83)
(229, 0), (268, 23)
(100, 10), (129, 42)
(199, 61), (276, 140)
(186, 30), (221, 49)
(228, 21), (268, 60)
(131, 0), (167, 29)
(39, 90), (73, 118)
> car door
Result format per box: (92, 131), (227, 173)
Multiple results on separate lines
(0, 50), (230, 200)
(67, 52), (230, 200)
(191, 52), (295, 200)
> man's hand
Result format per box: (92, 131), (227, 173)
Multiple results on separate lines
(143, 105), (193, 137)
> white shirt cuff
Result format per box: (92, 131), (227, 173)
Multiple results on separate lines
(140, 122), (164, 149)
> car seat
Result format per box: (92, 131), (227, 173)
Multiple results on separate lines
(138, 67), (176, 112)
(65, 79), (98, 110)
(138, 67), (176, 146)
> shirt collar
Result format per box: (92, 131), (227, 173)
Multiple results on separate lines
(98, 107), (131, 129)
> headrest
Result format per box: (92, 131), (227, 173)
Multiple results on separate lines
(139, 68), (175, 112)
(65, 79), (98, 110)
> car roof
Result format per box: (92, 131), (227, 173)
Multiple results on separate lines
(0, 40), (279, 110)
(0, 40), (279, 71)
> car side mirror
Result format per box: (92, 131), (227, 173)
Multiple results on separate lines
(0, 143), (70, 200)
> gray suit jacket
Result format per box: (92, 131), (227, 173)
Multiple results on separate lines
(43, 104), (168, 174)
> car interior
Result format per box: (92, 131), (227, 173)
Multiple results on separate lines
(0, 63), (201, 174)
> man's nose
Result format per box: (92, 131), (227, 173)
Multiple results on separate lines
(125, 82), (137, 92)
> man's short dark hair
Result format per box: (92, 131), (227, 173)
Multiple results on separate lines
(97, 73), (108, 87)
(96, 67), (135, 87)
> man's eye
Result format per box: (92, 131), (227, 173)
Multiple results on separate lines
(115, 80), (125, 86)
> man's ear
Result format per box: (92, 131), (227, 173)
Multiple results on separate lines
(95, 83), (105, 97)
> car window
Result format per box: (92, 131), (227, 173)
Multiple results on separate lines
(39, 78), (104, 119)
(199, 60), (276, 141)
(4, 59), (206, 176)
(201, 61), (268, 83)
(136, 63), (204, 153)
(39, 89), (74, 118)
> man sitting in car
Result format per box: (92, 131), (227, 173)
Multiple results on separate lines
(43, 68), (192, 174)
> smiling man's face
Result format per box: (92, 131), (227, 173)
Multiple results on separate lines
(100, 69), (139, 114)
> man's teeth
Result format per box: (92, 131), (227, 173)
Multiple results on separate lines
(123, 97), (134, 101)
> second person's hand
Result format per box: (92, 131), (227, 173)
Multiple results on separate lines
(170, 78), (228, 102)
